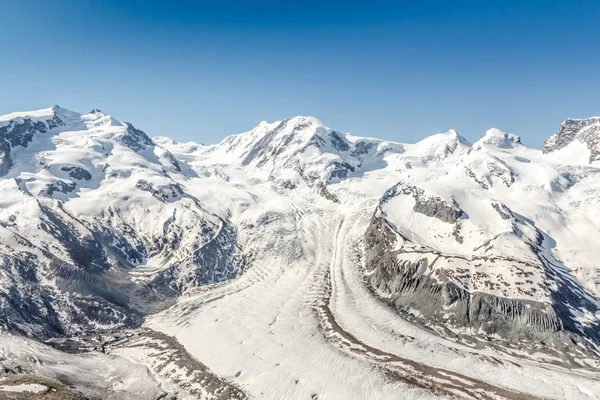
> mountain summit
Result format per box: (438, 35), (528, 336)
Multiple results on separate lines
(543, 117), (600, 163)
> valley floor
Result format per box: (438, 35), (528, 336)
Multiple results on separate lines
(144, 179), (600, 400)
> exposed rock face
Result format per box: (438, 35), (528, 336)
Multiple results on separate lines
(121, 123), (154, 151)
(0, 205), (140, 338)
(543, 117), (600, 162)
(147, 220), (245, 296)
(364, 209), (600, 358)
(0, 195), (245, 338)
(464, 158), (516, 189)
(135, 179), (183, 202)
(382, 182), (464, 224)
(43, 179), (77, 197)
(0, 116), (64, 176)
(61, 166), (92, 181)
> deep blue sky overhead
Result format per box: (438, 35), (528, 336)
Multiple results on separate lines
(1, 0), (599, 147)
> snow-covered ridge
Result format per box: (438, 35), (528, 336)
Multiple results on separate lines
(543, 116), (600, 164)
(472, 128), (522, 150)
(198, 116), (405, 187)
(0, 106), (243, 338)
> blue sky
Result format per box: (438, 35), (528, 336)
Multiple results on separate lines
(1, 0), (599, 147)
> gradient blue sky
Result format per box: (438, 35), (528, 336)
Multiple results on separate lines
(1, 0), (599, 147)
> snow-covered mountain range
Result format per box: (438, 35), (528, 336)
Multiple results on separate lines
(1, 106), (599, 399)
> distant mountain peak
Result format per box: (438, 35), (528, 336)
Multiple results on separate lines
(544, 116), (600, 163)
(472, 128), (521, 150)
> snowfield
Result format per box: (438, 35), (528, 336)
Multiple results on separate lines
(1, 106), (600, 399)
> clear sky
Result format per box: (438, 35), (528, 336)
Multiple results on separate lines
(1, 0), (599, 147)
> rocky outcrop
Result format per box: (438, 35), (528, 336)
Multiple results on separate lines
(0, 116), (64, 176)
(147, 220), (246, 296)
(0, 193), (245, 340)
(364, 211), (600, 359)
(135, 179), (183, 202)
(464, 159), (516, 189)
(381, 182), (464, 224)
(121, 123), (154, 151)
(543, 117), (600, 163)
(43, 179), (77, 197)
(0, 206), (138, 338)
(61, 166), (92, 181)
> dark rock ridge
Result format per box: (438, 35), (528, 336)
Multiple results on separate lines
(0, 115), (65, 175)
(135, 179), (184, 202)
(364, 207), (600, 361)
(121, 122), (154, 151)
(0, 194), (245, 340)
(543, 117), (600, 163)
(60, 166), (93, 181)
(381, 182), (464, 224)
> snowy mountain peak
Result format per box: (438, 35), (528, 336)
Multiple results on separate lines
(472, 128), (522, 150)
(0, 106), (74, 175)
(0, 105), (82, 126)
(207, 115), (406, 191)
(1, 106), (54, 123)
(424, 129), (470, 147)
(49, 105), (82, 121)
(543, 116), (600, 163)
(285, 115), (326, 128)
(404, 129), (470, 163)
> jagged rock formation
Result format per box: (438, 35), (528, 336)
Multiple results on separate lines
(543, 117), (600, 163)
(381, 182), (464, 224)
(0, 110), (65, 176)
(365, 211), (600, 358)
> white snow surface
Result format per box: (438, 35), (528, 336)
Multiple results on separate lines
(1, 106), (600, 399)
(0, 383), (47, 393)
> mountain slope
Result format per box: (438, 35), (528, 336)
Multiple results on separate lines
(365, 128), (600, 359)
(0, 106), (245, 338)
(543, 117), (600, 164)
(193, 116), (404, 199)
